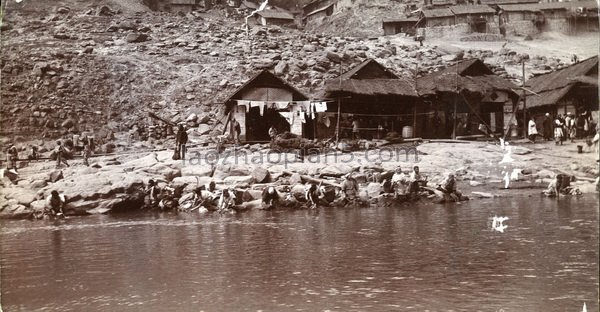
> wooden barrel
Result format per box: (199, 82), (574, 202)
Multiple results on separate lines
(402, 126), (413, 138)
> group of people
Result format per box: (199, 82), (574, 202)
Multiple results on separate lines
(144, 179), (241, 213)
(381, 166), (429, 200)
(528, 111), (596, 144)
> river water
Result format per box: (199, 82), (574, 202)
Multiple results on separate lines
(1, 196), (598, 312)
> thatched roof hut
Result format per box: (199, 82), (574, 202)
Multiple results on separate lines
(525, 55), (598, 114)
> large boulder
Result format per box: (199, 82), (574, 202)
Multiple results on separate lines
(47, 170), (64, 183)
(181, 166), (214, 177)
(223, 175), (254, 185)
(125, 33), (149, 43)
(251, 167), (270, 183)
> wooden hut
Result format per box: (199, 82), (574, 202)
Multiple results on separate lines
(170, 0), (196, 12)
(323, 59), (421, 140)
(525, 56), (598, 117)
(382, 17), (420, 36)
(417, 59), (519, 139)
(422, 8), (455, 27)
(256, 9), (295, 26)
(223, 70), (310, 142)
(450, 5), (497, 33)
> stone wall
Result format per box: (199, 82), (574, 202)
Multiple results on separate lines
(421, 23), (470, 39)
(543, 18), (570, 33)
(503, 20), (539, 36)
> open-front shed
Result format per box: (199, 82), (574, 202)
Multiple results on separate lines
(223, 70), (311, 142)
(323, 59), (421, 140)
(525, 56), (598, 117)
(417, 59), (519, 138)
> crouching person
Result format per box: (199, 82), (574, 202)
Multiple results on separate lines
(437, 173), (465, 202)
(144, 179), (161, 209)
(45, 190), (66, 218)
(340, 174), (360, 205)
(261, 186), (279, 210)
(179, 186), (206, 212)
(305, 183), (321, 209)
(218, 189), (236, 213)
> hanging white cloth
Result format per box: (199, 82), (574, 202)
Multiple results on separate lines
(236, 100), (250, 112)
(299, 113), (306, 124)
(276, 102), (289, 110)
(314, 101), (328, 112)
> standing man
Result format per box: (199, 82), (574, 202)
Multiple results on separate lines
(352, 118), (360, 140)
(565, 112), (574, 142)
(543, 113), (553, 141)
(7, 144), (18, 171)
(554, 118), (564, 145)
(176, 124), (188, 160)
(55, 140), (70, 168)
(231, 118), (241, 145)
(528, 116), (538, 143)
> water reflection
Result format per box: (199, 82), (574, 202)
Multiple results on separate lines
(0, 196), (598, 311)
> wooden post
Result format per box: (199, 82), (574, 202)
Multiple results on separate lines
(413, 62), (418, 136)
(522, 60), (527, 139)
(335, 61), (342, 146)
(452, 62), (459, 140)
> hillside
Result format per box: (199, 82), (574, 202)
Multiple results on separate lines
(0, 0), (594, 145)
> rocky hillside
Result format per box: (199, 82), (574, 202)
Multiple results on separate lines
(0, 0), (575, 144)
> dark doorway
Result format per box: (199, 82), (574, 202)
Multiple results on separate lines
(246, 107), (290, 141)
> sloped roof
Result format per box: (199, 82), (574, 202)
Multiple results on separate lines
(340, 59), (399, 80)
(223, 70), (308, 112)
(431, 0), (453, 6)
(481, 0), (539, 5)
(383, 17), (419, 23)
(417, 59), (519, 96)
(240, 0), (258, 10)
(450, 5), (496, 15)
(423, 8), (455, 18)
(305, 3), (335, 18)
(418, 74), (518, 96)
(538, 0), (598, 10)
(325, 79), (418, 97)
(257, 9), (294, 20)
(525, 56), (598, 107)
(498, 4), (542, 12)
(171, 0), (195, 4)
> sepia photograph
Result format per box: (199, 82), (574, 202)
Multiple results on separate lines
(0, 0), (598, 311)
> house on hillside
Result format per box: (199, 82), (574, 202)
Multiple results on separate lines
(497, 4), (545, 35)
(223, 70), (310, 142)
(239, 0), (258, 13)
(382, 17), (421, 36)
(450, 5), (497, 33)
(255, 8), (295, 26)
(323, 59), (421, 140)
(170, 0), (196, 12)
(302, 0), (337, 24)
(525, 56), (598, 119)
(417, 59), (520, 138)
(423, 0), (455, 8)
(421, 8), (455, 27)
(480, 0), (538, 5)
(536, 0), (599, 33)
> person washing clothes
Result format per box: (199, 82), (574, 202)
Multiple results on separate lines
(261, 186), (279, 209)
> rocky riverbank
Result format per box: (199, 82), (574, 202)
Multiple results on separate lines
(1, 138), (597, 219)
